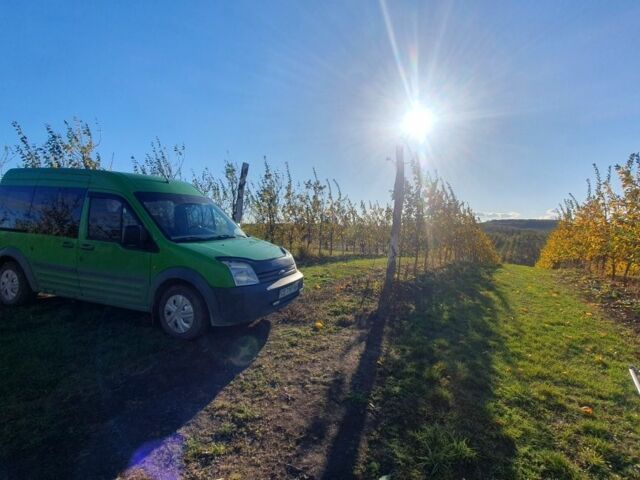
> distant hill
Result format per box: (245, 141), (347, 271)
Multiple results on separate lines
(480, 219), (558, 233)
(480, 219), (558, 266)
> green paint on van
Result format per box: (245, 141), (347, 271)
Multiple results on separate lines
(0, 168), (303, 339)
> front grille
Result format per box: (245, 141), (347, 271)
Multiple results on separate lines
(257, 264), (296, 283)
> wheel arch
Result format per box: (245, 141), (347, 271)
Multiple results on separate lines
(149, 268), (220, 326)
(0, 247), (39, 291)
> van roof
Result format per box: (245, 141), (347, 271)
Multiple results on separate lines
(0, 168), (201, 196)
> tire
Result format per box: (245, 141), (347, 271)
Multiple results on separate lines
(157, 284), (209, 340)
(0, 261), (35, 306)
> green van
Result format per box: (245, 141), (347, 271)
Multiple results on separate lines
(0, 168), (303, 339)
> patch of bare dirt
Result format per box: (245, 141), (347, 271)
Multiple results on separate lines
(120, 266), (387, 480)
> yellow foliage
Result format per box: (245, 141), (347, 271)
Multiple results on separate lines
(537, 154), (640, 281)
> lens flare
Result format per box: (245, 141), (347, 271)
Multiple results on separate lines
(401, 105), (436, 142)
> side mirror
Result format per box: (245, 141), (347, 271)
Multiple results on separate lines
(123, 225), (143, 247)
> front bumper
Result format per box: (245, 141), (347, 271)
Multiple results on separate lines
(210, 270), (304, 326)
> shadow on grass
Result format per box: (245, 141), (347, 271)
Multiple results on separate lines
(316, 263), (516, 479)
(0, 297), (270, 480)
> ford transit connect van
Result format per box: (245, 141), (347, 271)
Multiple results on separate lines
(0, 168), (303, 339)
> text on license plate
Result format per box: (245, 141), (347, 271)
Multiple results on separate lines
(279, 281), (299, 299)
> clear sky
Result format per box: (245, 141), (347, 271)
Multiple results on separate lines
(1, 0), (639, 220)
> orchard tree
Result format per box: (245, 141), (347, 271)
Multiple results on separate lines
(538, 154), (640, 281)
(251, 158), (282, 243)
(133, 137), (185, 180)
(12, 118), (102, 169)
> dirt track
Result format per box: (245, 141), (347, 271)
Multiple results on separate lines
(118, 263), (385, 480)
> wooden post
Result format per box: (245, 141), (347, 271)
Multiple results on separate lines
(385, 146), (405, 287)
(232, 162), (249, 223)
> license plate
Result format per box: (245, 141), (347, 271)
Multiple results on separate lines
(279, 281), (299, 299)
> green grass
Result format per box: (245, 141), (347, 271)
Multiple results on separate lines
(2, 259), (640, 479)
(300, 256), (384, 289)
(184, 438), (228, 463)
(0, 299), (171, 457)
(363, 264), (640, 479)
(0, 295), (269, 478)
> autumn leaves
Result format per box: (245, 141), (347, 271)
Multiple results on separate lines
(538, 153), (640, 281)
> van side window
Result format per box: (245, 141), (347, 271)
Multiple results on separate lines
(88, 196), (143, 243)
(0, 185), (34, 232)
(30, 187), (85, 237)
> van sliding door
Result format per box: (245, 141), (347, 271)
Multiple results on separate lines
(28, 185), (86, 297)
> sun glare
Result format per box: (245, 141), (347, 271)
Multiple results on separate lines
(401, 105), (436, 143)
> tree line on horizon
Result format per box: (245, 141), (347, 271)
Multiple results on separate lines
(483, 227), (549, 266)
(478, 219), (558, 266)
(538, 153), (640, 282)
(2, 118), (498, 270)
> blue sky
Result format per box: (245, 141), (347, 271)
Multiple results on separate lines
(1, 0), (639, 219)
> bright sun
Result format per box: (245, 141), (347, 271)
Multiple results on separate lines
(401, 105), (436, 142)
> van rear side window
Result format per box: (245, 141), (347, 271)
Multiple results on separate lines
(30, 187), (86, 238)
(0, 185), (35, 231)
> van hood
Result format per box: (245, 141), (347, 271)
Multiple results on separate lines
(179, 236), (287, 262)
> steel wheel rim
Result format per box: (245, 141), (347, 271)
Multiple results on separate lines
(0, 269), (20, 301)
(163, 294), (195, 333)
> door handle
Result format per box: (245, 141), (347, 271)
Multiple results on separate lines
(62, 241), (75, 249)
(80, 244), (95, 251)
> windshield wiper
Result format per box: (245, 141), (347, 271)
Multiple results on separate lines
(210, 235), (237, 240)
(172, 235), (217, 242)
(172, 234), (238, 242)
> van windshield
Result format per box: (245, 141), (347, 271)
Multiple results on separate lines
(135, 192), (246, 242)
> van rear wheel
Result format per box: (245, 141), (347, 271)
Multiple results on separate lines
(0, 261), (35, 306)
(158, 284), (209, 340)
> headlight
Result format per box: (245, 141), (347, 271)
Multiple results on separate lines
(283, 249), (297, 269)
(222, 260), (259, 286)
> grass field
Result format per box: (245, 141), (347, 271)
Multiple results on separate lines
(1, 259), (639, 479)
(363, 264), (640, 479)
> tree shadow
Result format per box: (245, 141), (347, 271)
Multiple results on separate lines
(319, 292), (388, 479)
(310, 263), (517, 479)
(0, 297), (270, 480)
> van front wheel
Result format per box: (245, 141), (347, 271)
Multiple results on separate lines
(158, 284), (209, 340)
(0, 261), (35, 306)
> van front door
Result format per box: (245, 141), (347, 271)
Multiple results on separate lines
(78, 194), (152, 311)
